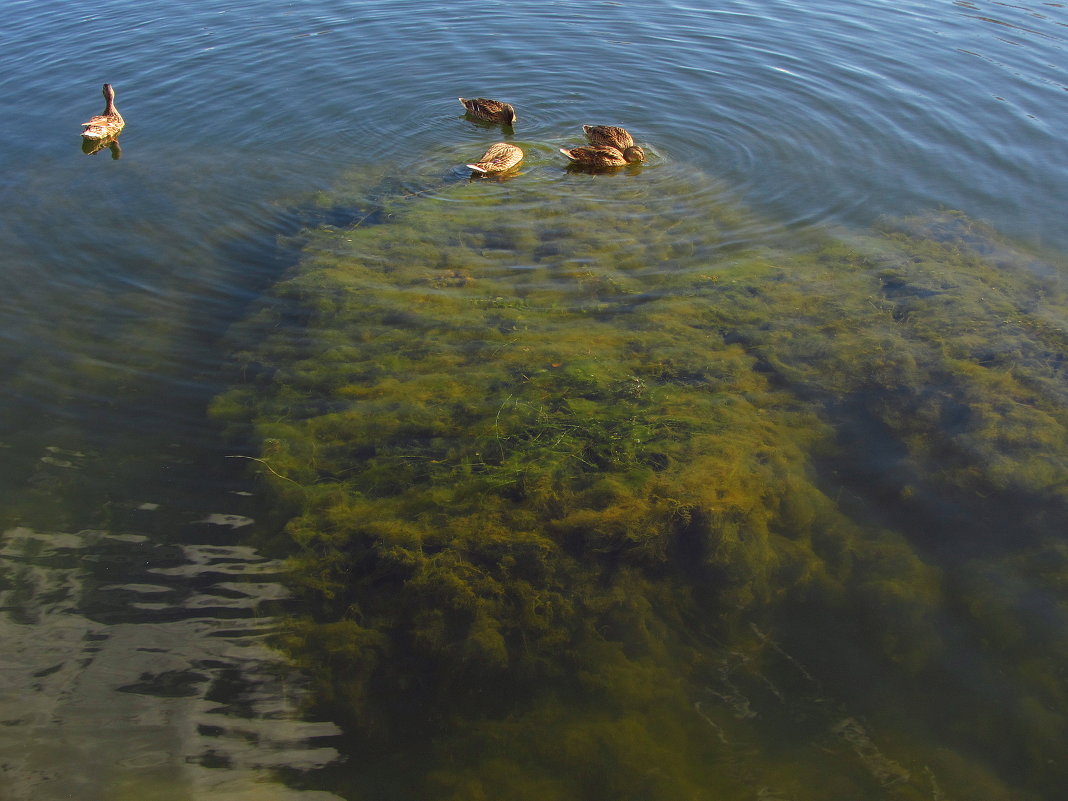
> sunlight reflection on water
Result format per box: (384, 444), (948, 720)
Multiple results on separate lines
(0, 524), (343, 801)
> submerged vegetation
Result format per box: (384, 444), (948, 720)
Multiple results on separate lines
(213, 162), (1068, 800)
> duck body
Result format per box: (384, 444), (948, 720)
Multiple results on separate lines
(559, 144), (634, 167)
(581, 125), (645, 163)
(467, 142), (524, 174)
(583, 125), (634, 150)
(458, 97), (517, 125)
(81, 83), (125, 140)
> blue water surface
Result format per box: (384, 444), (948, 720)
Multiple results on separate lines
(1, 1), (1066, 798)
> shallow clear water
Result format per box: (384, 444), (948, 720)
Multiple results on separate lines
(1, 0), (1067, 798)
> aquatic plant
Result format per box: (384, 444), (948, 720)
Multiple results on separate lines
(214, 163), (1068, 799)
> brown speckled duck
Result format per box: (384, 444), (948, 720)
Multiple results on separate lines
(458, 97), (517, 125)
(466, 142), (524, 174)
(81, 83), (125, 140)
(583, 124), (644, 163)
(559, 144), (638, 167)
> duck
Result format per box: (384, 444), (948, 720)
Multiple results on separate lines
(583, 124), (644, 163)
(559, 144), (639, 167)
(458, 97), (517, 125)
(81, 83), (125, 140)
(466, 142), (524, 174)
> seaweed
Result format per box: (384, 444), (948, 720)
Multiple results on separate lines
(214, 163), (1068, 799)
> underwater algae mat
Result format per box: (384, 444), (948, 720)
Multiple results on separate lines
(213, 167), (1068, 801)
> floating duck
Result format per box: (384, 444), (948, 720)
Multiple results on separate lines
(81, 83), (125, 141)
(559, 144), (640, 167)
(458, 97), (517, 125)
(582, 125), (644, 163)
(466, 142), (524, 174)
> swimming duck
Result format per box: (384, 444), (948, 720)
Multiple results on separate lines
(466, 142), (524, 174)
(458, 97), (517, 125)
(583, 124), (644, 163)
(559, 144), (639, 167)
(81, 83), (125, 140)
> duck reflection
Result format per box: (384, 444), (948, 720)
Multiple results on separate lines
(81, 136), (122, 159)
(562, 158), (644, 176)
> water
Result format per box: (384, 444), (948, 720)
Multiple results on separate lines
(1, 0), (1066, 798)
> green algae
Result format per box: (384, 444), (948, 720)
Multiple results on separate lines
(215, 164), (1068, 799)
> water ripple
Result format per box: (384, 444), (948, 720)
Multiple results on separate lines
(0, 524), (343, 800)
(3, 0), (1068, 796)
(2, 0), (1065, 435)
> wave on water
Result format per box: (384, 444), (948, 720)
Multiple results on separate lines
(0, 519), (343, 801)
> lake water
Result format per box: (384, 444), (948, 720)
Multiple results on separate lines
(1, 0), (1067, 799)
